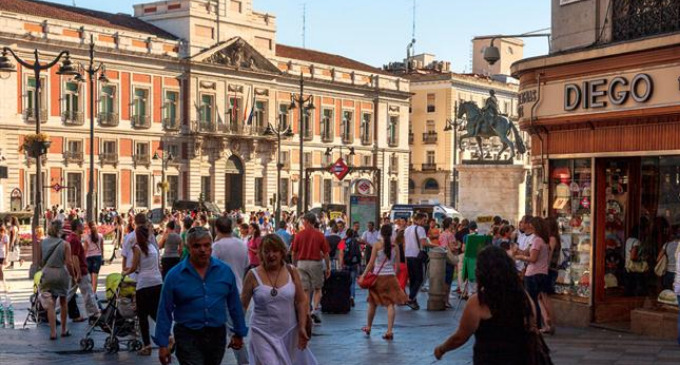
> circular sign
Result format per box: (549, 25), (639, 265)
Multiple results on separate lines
(330, 158), (350, 181)
(356, 179), (373, 195)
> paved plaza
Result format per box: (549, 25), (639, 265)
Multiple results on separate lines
(0, 242), (678, 365)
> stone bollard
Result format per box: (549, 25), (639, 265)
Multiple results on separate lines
(427, 247), (447, 311)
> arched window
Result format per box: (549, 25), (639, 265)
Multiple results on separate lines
(408, 179), (415, 191)
(423, 178), (439, 191)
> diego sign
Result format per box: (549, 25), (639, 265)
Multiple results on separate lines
(564, 73), (653, 112)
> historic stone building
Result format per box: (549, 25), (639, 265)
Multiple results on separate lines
(0, 0), (410, 214)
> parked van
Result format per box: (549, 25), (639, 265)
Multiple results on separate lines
(389, 204), (463, 224)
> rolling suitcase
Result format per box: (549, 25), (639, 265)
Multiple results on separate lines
(321, 270), (352, 314)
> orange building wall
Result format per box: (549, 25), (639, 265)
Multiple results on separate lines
(49, 167), (62, 206)
(121, 72), (130, 120)
(49, 137), (63, 154)
(153, 76), (162, 123)
(50, 67), (60, 117)
(120, 139), (133, 157)
(121, 170), (131, 205)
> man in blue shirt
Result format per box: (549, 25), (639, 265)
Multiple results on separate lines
(275, 221), (292, 248)
(155, 226), (247, 365)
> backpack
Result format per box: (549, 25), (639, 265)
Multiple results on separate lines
(344, 238), (362, 266)
(326, 235), (342, 260)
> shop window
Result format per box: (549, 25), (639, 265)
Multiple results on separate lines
(549, 159), (592, 302)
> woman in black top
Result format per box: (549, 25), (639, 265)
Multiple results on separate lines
(434, 246), (535, 364)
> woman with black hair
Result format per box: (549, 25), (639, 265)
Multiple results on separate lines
(359, 224), (408, 340)
(434, 245), (534, 364)
(123, 225), (163, 356)
(248, 223), (262, 270)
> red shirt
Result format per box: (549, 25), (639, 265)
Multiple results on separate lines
(68, 232), (88, 276)
(291, 228), (329, 261)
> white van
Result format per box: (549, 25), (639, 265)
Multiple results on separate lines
(389, 204), (463, 225)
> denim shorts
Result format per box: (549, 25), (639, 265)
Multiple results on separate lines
(86, 256), (102, 274)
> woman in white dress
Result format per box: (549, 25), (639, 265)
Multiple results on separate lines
(241, 234), (318, 365)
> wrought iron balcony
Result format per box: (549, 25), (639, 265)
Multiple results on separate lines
(63, 151), (84, 165)
(61, 110), (84, 126)
(133, 154), (151, 166)
(423, 132), (438, 144)
(131, 115), (151, 129)
(163, 117), (180, 131)
(613, 0), (680, 42)
(341, 133), (353, 144)
(98, 112), (119, 127)
(360, 133), (372, 146)
(421, 163), (437, 172)
(23, 108), (48, 123)
(99, 153), (119, 166)
(321, 132), (333, 143)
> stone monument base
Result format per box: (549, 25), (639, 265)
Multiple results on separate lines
(456, 164), (527, 226)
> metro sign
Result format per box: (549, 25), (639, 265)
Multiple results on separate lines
(330, 158), (350, 181)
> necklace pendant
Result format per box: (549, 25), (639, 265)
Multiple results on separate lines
(270, 288), (278, 297)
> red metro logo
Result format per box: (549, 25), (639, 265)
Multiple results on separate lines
(330, 158), (350, 181)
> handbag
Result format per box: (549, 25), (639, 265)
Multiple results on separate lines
(414, 226), (429, 263)
(358, 258), (387, 289)
(7, 245), (20, 262)
(654, 245), (668, 277)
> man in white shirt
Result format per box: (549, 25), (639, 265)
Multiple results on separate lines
(515, 215), (534, 273)
(403, 213), (436, 310)
(211, 216), (249, 365)
(360, 221), (380, 268)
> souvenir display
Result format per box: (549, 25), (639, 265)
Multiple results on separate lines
(550, 159), (592, 301)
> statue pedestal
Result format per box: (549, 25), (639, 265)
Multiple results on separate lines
(457, 164), (527, 227)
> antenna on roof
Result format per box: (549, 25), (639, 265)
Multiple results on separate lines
(72, 0), (76, 6)
(302, 3), (307, 49)
(406, 0), (416, 71)
(412, 0), (416, 51)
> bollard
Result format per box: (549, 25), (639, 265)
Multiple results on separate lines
(427, 247), (447, 311)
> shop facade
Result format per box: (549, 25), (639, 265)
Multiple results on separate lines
(512, 36), (680, 337)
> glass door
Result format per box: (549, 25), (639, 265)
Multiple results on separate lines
(602, 160), (630, 298)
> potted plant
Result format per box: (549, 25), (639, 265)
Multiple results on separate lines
(19, 133), (51, 158)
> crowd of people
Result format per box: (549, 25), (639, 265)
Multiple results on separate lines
(1, 204), (677, 364)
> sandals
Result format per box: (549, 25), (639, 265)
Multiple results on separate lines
(61, 330), (71, 337)
(382, 333), (394, 341)
(361, 326), (371, 336)
(50, 335), (57, 341)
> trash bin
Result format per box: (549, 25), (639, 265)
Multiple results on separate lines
(427, 247), (447, 311)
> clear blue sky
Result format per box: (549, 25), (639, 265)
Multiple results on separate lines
(51, 0), (550, 72)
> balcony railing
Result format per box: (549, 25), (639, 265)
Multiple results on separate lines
(99, 152), (118, 166)
(388, 137), (399, 147)
(98, 112), (119, 127)
(303, 129), (314, 141)
(360, 133), (372, 146)
(613, 0), (680, 42)
(61, 110), (84, 126)
(423, 132), (438, 144)
(133, 154), (151, 166)
(131, 115), (151, 129)
(163, 117), (180, 131)
(341, 133), (353, 144)
(63, 151), (84, 165)
(24, 108), (48, 123)
(422, 163), (437, 172)
(321, 132), (333, 143)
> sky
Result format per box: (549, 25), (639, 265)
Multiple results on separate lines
(49, 0), (551, 72)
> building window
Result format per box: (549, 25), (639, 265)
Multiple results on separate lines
(254, 100), (268, 132)
(62, 81), (82, 124)
(102, 173), (117, 208)
(132, 88), (150, 128)
(254, 177), (264, 206)
(423, 178), (439, 191)
(167, 144), (180, 160)
(102, 140), (116, 154)
(302, 109), (313, 140)
(66, 173), (82, 209)
(135, 175), (150, 207)
(200, 94), (215, 124)
(167, 175), (179, 206)
(360, 113), (372, 145)
(426, 120), (436, 133)
(362, 155), (372, 167)
(163, 90), (179, 129)
(426, 151), (435, 164)
(25, 76), (47, 122)
(390, 154), (399, 174)
(228, 96), (242, 126)
(323, 153), (332, 166)
(323, 178), (332, 204)
(388, 116), (399, 146)
(280, 178), (289, 206)
(341, 110), (353, 142)
(389, 180), (398, 203)
(135, 142), (149, 157)
(99, 84), (118, 122)
(28, 173), (46, 207)
(427, 93), (435, 113)
(201, 176), (211, 201)
(321, 109), (334, 141)
(67, 140), (82, 154)
(281, 151), (290, 169)
(304, 152), (312, 168)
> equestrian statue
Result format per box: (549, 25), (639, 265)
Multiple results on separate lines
(457, 90), (526, 161)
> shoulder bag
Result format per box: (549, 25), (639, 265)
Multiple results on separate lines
(415, 226), (429, 263)
(358, 257), (387, 289)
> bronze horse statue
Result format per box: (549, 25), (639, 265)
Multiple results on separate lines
(456, 101), (526, 160)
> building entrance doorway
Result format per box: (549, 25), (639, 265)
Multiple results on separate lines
(225, 155), (244, 211)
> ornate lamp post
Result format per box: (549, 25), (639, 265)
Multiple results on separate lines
(444, 103), (462, 208)
(287, 73), (315, 218)
(262, 116), (294, 226)
(153, 151), (174, 214)
(73, 35), (109, 223)
(0, 47), (80, 277)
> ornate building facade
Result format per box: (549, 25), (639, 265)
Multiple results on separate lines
(0, 0), (410, 214)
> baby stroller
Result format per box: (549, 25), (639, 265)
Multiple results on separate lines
(23, 271), (47, 328)
(80, 273), (142, 353)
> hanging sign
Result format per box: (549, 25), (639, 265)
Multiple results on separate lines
(356, 179), (373, 195)
(330, 158), (350, 181)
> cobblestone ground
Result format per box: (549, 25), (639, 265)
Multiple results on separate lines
(1, 241), (678, 364)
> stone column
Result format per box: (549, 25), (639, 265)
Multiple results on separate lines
(427, 248), (447, 311)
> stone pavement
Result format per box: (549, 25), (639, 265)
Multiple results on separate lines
(1, 243), (678, 364)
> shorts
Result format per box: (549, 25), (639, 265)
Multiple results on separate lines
(525, 274), (551, 300)
(86, 256), (103, 274)
(297, 260), (325, 291)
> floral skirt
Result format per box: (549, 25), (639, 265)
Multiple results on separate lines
(367, 275), (408, 306)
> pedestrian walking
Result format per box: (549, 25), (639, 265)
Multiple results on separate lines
(275, 221), (293, 248)
(241, 234), (318, 365)
(0, 226), (8, 293)
(434, 246), (535, 364)
(84, 221), (104, 294)
(156, 226), (247, 365)
(290, 213), (330, 324)
(108, 215), (124, 264)
(360, 222), (380, 271)
(212, 217), (249, 291)
(247, 223), (262, 270)
(66, 219), (100, 322)
(404, 213), (435, 310)
(394, 229), (409, 292)
(8, 217), (21, 268)
(122, 225), (163, 356)
(338, 228), (361, 306)
(158, 220), (182, 279)
(439, 217), (457, 306)
(40, 220), (77, 340)
(360, 224), (408, 340)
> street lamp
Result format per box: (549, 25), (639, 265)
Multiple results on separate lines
(74, 34), (109, 223)
(444, 102), (463, 208)
(262, 116), (294, 226)
(288, 72), (315, 218)
(153, 150), (174, 214)
(0, 47), (80, 277)
(476, 33), (551, 65)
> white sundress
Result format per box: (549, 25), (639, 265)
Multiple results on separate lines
(249, 268), (318, 365)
